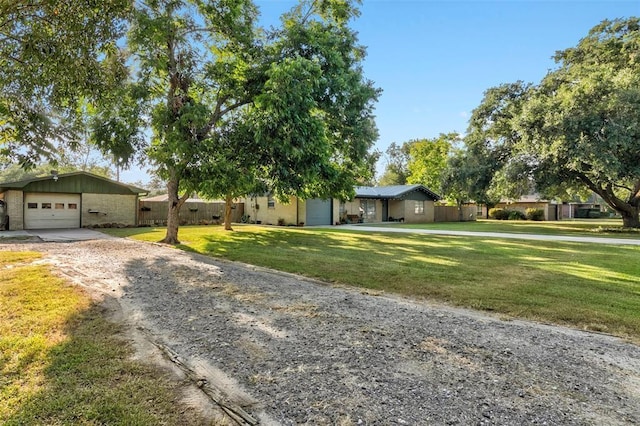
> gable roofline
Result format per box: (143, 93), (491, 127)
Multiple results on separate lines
(0, 171), (148, 194)
(354, 184), (440, 201)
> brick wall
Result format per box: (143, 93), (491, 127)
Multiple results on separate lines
(4, 190), (24, 230)
(82, 193), (137, 227)
(250, 196), (298, 225)
(403, 200), (435, 223)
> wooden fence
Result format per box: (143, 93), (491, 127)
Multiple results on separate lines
(138, 201), (245, 226)
(434, 205), (477, 222)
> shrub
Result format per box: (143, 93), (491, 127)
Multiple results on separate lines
(508, 210), (526, 220)
(489, 208), (509, 220)
(526, 208), (545, 221)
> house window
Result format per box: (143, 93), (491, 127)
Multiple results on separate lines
(27, 203), (38, 209)
(414, 201), (424, 215)
(42, 203), (51, 209)
(68, 203), (78, 209)
(360, 199), (376, 221)
(267, 195), (275, 209)
(55, 203), (65, 209)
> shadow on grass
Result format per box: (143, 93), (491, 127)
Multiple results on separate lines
(3, 302), (208, 426)
(105, 225), (640, 339)
(163, 226), (640, 339)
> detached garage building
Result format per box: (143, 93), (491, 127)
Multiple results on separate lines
(0, 171), (147, 231)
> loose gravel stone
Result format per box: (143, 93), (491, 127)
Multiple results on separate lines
(2, 237), (639, 425)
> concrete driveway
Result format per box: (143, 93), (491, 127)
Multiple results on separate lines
(0, 228), (115, 242)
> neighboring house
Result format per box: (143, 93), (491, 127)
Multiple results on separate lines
(476, 193), (604, 220)
(345, 184), (441, 223)
(0, 171), (147, 230)
(245, 184), (442, 226)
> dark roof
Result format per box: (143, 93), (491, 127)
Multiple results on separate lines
(354, 184), (440, 201)
(0, 171), (147, 194)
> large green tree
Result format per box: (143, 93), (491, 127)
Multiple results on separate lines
(378, 142), (410, 185)
(193, 117), (267, 230)
(464, 18), (640, 227)
(462, 81), (532, 206)
(406, 133), (458, 192)
(196, 0), (379, 231)
(0, 0), (130, 168)
(515, 18), (640, 227)
(93, 0), (379, 243)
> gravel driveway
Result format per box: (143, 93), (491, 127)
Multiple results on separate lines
(3, 237), (639, 425)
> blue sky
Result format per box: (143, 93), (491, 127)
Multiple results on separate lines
(121, 0), (640, 183)
(259, 0), (640, 169)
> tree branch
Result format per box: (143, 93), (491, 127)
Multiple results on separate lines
(218, 99), (250, 118)
(612, 182), (633, 192)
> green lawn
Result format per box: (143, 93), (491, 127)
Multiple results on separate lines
(0, 251), (209, 425)
(371, 218), (640, 238)
(105, 224), (640, 342)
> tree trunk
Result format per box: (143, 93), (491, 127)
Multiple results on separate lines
(224, 195), (234, 231)
(620, 207), (640, 228)
(160, 174), (186, 244)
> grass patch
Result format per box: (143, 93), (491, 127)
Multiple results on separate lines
(0, 251), (209, 425)
(372, 218), (640, 238)
(104, 225), (640, 342)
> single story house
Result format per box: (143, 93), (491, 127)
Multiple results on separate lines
(0, 171), (147, 230)
(244, 184), (441, 226)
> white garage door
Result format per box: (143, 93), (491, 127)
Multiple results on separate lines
(24, 193), (81, 229)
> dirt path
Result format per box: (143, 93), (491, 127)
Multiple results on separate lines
(3, 237), (640, 425)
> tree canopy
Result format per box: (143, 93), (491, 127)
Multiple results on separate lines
(88, 0), (379, 243)
(406, 133), (459, 193)
(459, 17), (640, 227)
(0, 0), (131, 168)
(378, 142), (410, 186)
(517, 18), (640, 227)
(377, 134), (457, 196)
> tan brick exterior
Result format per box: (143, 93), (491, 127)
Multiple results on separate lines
(247, 196), (300, 225)
(81, 193), (138, 227)
(4, 190), (24, 230)
(242, 191), (442, 226)
(402, 199), (435, 223)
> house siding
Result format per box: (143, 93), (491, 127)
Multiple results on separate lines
(82, 193), (138, 227)
(249, 196), (299, 225)
(19, 174), (140, 195)
(388, 201), (405, 220)
(4, 190), (24, 231)
(239, 185), (445, 226)
(402, 199), (435, 223)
